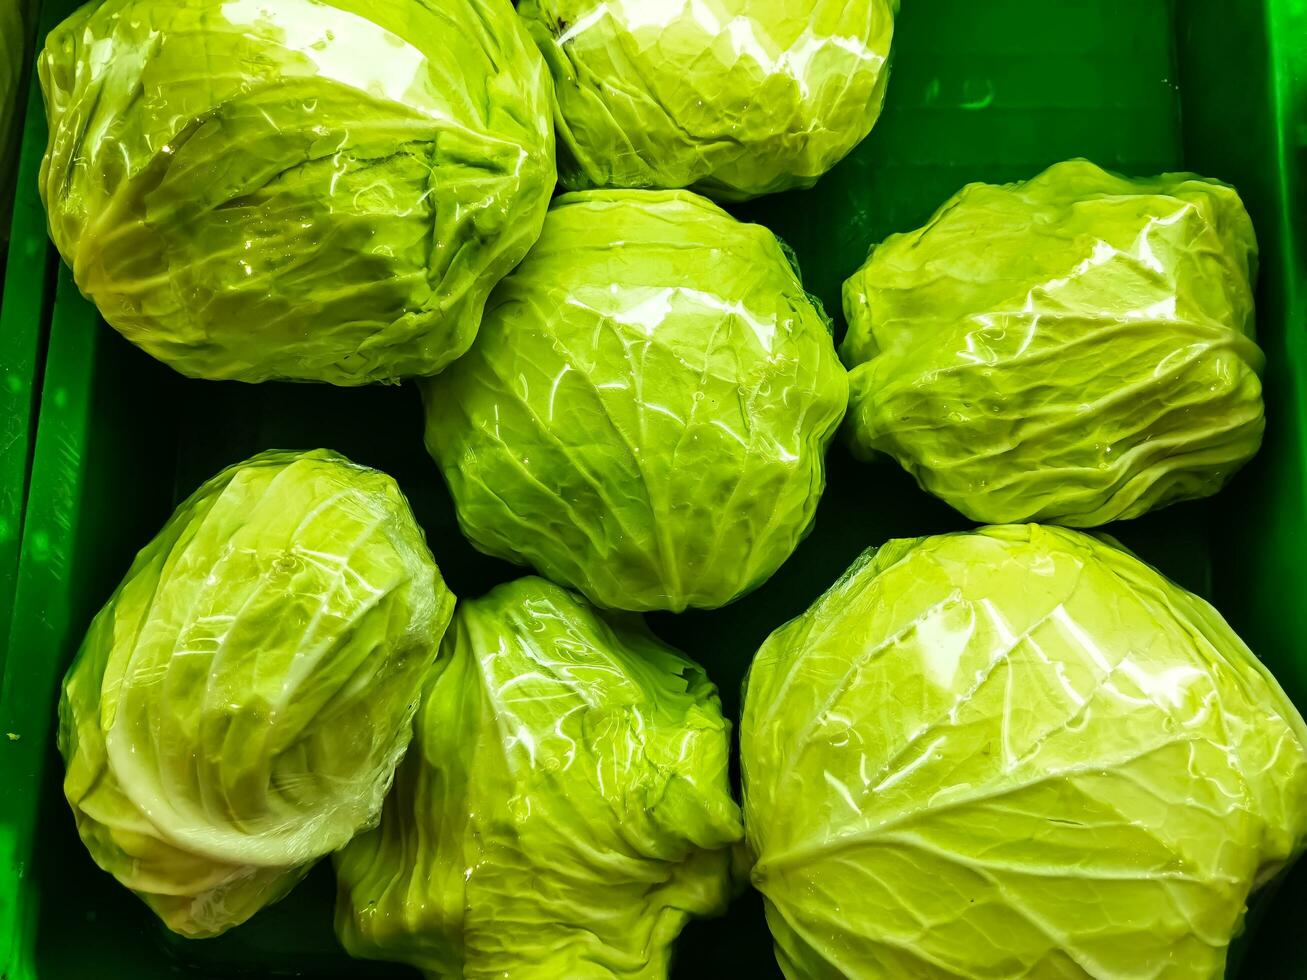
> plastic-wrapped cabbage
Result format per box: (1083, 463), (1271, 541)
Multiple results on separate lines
(59, 450), (454, 938)
(424, 190), (848, 612)
(38, 0), (555, 384)
(518, 0), (897, 201)
(741, 524), (1307, 979)
(842, 160), (1264, 526)
(335, 576), (743, 979)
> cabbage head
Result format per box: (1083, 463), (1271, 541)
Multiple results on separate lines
(741, 524), (1307, 980)
(335, 576), (743, 979)
(38, 0), (555, 384)
(842, 159), (1264, 526)
(517, 0), (897, 201)
(424, 189), (848, 613)
(59, 449), (454, 937)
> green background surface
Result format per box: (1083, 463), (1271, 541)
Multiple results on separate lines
(0, 0), (50, 690)
(1, 0), (1305, 977)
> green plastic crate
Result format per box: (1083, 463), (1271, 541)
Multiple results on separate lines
(0, 0), (50, 675)
(0, 28), (49, 674)
(2, 0), (1306, 977)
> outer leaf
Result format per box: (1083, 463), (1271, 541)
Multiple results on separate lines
(423, 189), (849, 612)
(38, 0), (555, 384)
(518, 0), (897, 201)
(741, 524), (1307, 980)
(59, 450), (455, 937)
(842, 159), (1265, 527)
(335, 576), (743, 979)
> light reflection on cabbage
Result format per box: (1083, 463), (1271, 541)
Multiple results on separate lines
(842, 160), (1264, 527)
(742, 524), (1307, 979)
(518, 0), (898, 201)
(423, 189), (848, 612)
(39, 0), (555, 383)
(335, 576), (743, 978)
(59, 450), (453, 937)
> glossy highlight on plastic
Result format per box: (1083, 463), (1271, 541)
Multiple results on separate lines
(335, 576), (742, 978)
(37, 0), (556, 384)
(423, 189), (849, 612)
(842, 160), (1265, 527)
(58, 450), (454, 937)
(519, 0), (898, 200)
(742, 524), (1307, 979)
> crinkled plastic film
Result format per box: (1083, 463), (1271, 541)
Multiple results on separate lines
(842, 159), (1265, 527)
(518, 0), (898, 201)
(335, 576), (743, 979)
(741, 524), (1307, 980)
(423, 189), (849, 613)
(58, 450), (455, 937)
(37, 0), (556, 384)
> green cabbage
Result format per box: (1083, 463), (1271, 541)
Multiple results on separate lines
(518, 0), (897, 201)
(842, 159), (1264, 527)
(59, 450), (454, 937)
(335, 576), (743, 979)
(423, 189), (848, 612)
(741, 524), (1307, 979)
(38, 0), (555, 384)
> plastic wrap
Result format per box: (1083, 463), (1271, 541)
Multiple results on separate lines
(423, 189), (848, 613)
(518, 0), (897, 201)
(38, 0), (555, 384)
(335, 576), (743, 980)
(842, 159), (1265, 527)
(741, 524), (1307, 980)
(58, 450), (454, 937)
